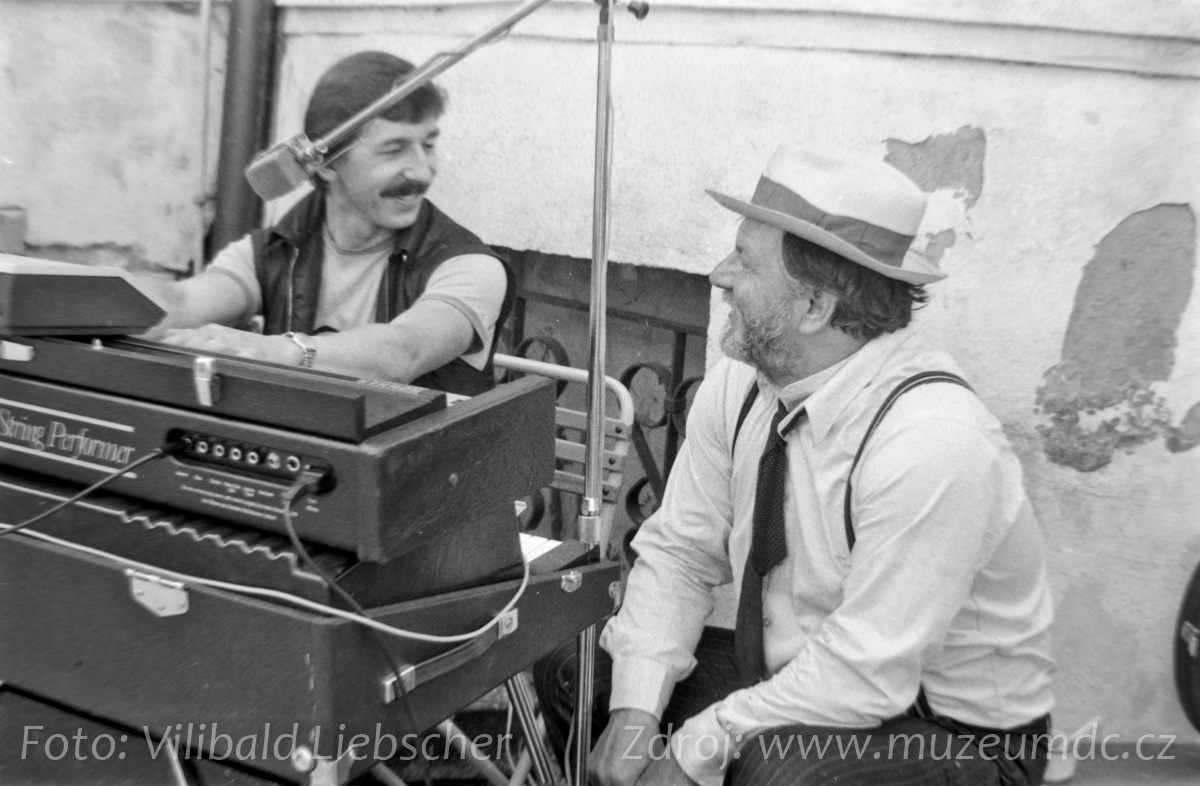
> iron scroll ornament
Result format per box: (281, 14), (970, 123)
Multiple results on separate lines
(620, 364), (705, 524)
(620, 366), (703, 566)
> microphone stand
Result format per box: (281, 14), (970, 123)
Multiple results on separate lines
(576, 1), (646, 784)
(571, 0), (611, 772)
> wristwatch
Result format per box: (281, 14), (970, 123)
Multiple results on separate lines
(283, 332), (317, 369)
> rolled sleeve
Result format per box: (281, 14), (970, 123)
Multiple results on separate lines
(602, 650), (678, 720)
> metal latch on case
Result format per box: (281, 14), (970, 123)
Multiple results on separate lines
(0, 340), (33, 361)
(127, 569), (189, 617)
(193, 357), (220, 407)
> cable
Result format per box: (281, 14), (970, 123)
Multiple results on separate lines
(280, 477), (420, 734)
(0, 455), (531, 786)
(0, 445), (179, 539)
(0, 517), (531, 644)
(503, 701), (516, 770)
(563, 714), (576, 786)
(0, 525), (532, 785)
(280, 470), (434, 786)
(0, 449), (535, 784)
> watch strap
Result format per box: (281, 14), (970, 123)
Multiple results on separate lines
(283, 332), (317, 369)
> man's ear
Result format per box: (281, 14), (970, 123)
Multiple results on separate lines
(795, 287), (837, 335)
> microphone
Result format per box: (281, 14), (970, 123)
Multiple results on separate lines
(244, 135), (319, 202)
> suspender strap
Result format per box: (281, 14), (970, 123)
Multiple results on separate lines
(728, 370), (976, 728)
(731, 381), (760, 456)
(731, 371), (972, 551)
(842, 371), (972, 551)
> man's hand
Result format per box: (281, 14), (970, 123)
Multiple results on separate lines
(158, 325), (299, 365)
(635, 755), (695, 786)
(591, 708), (660, 786)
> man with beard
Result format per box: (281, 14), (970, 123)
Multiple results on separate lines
(145, 51), (511, 395)
(587, 146), (1054, 786)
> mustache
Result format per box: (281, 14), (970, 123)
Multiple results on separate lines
(380, 180), (430, 199)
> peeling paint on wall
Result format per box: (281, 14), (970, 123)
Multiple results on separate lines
(884, 126), (986, 208)
(1167, 400), (1200, 453)
(1036, 204), (1197, 471)
(883, 127), (985, 266)
(922, 228), (957, 265)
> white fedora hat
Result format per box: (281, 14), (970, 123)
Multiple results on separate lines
(708, 145), (946, 284)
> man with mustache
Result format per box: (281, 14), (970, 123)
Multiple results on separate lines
(584, 146), (1054, 786)
(145, 51), (510, 395)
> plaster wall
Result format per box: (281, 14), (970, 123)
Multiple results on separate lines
(0, 0), (227, 272)
(271, 0), (1200, 743)
(1, 0), (1197, 751)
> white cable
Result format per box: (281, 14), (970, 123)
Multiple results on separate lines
(503, 701), (516, 768)
(563, 716), (575, 786)
(0, 519), (530, 644)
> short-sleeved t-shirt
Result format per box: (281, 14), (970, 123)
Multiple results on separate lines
(206, 231), (507, 371)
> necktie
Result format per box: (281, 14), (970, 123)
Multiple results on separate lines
(734, 402), (802, 685)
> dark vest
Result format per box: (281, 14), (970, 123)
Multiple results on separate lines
(251, 192), (514, 396)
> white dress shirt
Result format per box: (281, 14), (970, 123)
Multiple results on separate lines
(600, 328), (1055, 786)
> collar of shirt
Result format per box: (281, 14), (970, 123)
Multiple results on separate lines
(760, 328), (915, 443)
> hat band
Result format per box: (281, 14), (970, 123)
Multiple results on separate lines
(752, 177), (914, 268)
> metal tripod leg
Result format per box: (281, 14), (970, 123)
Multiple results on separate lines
(505, 674), (555, 786)
(370, 763), (410, 786)
(438, 719), (511, 786)
(572, 625), (597, 786)
(165, 737), (199, 786)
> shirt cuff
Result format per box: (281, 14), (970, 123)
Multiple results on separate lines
(673, 707), (733, 786)
(607, 656), (676, 719)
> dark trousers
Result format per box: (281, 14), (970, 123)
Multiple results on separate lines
(531, 627), (1049, 786)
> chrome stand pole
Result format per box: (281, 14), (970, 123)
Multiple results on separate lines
(574, 2), (616, 785)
